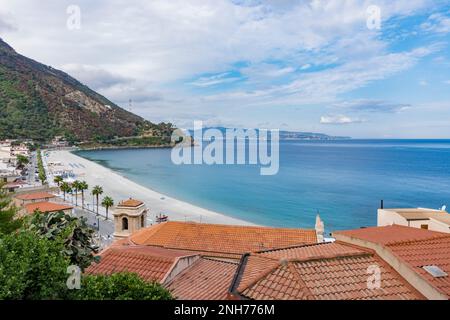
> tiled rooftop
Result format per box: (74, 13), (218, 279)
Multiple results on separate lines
(15, 192), (56, 201)
(335, 225), (450, 298)
(85, 246), (195, 282)
(335, 225), (448, 245)
(129, 221), (317, 258)
(167, 258), (239, 300)
(118, 198), (144, 207)
(25, 201), (73, 214)
(232, 242), (424, 300)
(388, 237), (450, 297)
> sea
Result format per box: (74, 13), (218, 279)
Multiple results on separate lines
(76, 139), (450, 233)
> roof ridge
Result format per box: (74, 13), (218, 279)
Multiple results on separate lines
(239, 261), (282, 293)
(162, 220), (315, 232)
(229, 253), (250, 297)
(369, 251), (427, 300)
(290, 251), (373, 264)
(286, 262), (315, 300)
(109, 245), (198, 260)
(255, 241), (330, 254)
(164, 246), (243, 256)
(202, 257), (240, 265)
(386, 234), (450, 246)
(109, 248), (176, 262)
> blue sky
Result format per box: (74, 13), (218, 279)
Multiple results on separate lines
(0, 0), (450, 138)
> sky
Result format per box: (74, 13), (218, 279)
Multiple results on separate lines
(0, 0), (450, 138)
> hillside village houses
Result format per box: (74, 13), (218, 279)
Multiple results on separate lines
(0, 140), (30, 192)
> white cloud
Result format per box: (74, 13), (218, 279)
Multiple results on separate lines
(189, 73), (241, 87)
(300, 64), (311, 70)
(0, 0), (440, 129)
(61, 64), (132, 90)
(332, 100), (412, 113)
(421, 12), (450, 34)
(320, 115), (364, 125)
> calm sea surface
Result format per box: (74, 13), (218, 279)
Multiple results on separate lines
(76, 140), (450, 233)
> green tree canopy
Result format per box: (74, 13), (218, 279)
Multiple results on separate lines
(0, 230), (70, 300)
(101, 196), (114, 220)
(71, 273), (173, 300)
(0, 214), (173, 300)
(16, 154), (29, 169)
(0, 182), (22, 235)
(27, 211), (99, 271)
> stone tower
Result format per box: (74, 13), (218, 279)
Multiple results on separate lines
(113, 198), (148, 239)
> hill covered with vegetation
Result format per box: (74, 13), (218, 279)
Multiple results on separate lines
(0, 38), (173, 145)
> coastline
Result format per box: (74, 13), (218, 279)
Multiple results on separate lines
(76, 144), (174, 151)
(46, 149), (256, 226)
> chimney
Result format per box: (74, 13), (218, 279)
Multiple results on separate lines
(315, 214), (325, 243)
(380, 200), (384, 209)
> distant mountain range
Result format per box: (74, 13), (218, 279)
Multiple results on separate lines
(0, 38), (172, 144)
(187, 127), (351, 140)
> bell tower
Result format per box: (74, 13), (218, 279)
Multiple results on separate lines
(113, 198), (148, 239)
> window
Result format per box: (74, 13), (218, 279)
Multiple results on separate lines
(141, 215), (145, 228)
(122, 217), (128, 231)
(420, 224), (428, 230)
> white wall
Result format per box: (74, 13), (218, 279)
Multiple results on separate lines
(377, 209), (407, 227)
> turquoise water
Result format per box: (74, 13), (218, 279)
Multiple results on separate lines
(76, 140), (450, 233)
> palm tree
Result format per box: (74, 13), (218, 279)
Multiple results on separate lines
(91, 185), (103, 215)
(78, 181), (88, 209)
(16, 154), (29, 170)
(72, 180), (81, 207)
(54, 176), (63, 193)
(101, 196), (114, 220)
(60, 182), (72, 201)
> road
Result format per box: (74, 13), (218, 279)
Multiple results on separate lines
(26, 151), (38, 185)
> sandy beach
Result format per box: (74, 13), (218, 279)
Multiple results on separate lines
(46, 150), (254, 226)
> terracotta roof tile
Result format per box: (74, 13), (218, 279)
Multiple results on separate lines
(25, 201), (73, 214)
(335, 225), (450, 298)
(167, 258), (239, 300)
(85, 246), (194, 282)
(130, 221), (317, 258)
(334, 225), (448, 245)
(16, 192), (56, 201)
(233, 242), (424, 300)
(118, 198), (144, 207)
(386, 237), (450, 297)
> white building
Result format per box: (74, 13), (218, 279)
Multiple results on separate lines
(378, 208), (450, 233)
(11, 144), (30, 157)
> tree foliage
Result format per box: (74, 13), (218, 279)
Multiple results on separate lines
(0, 183), (22, 235)
(15, 154), (29, 169)
(60, 181), (72, 201)
(70, 273), (173, 300)
(0, 206), (173, 300)
(92, 185), (103, 214)
(101, 196), (114, 219)
(36, 149), (47, 184)
(27, 211), (99, 271)
(0, 230), (70, 299)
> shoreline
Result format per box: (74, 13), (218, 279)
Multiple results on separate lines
(46, 149), (256, 226)
(75, 144), (174, 151)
